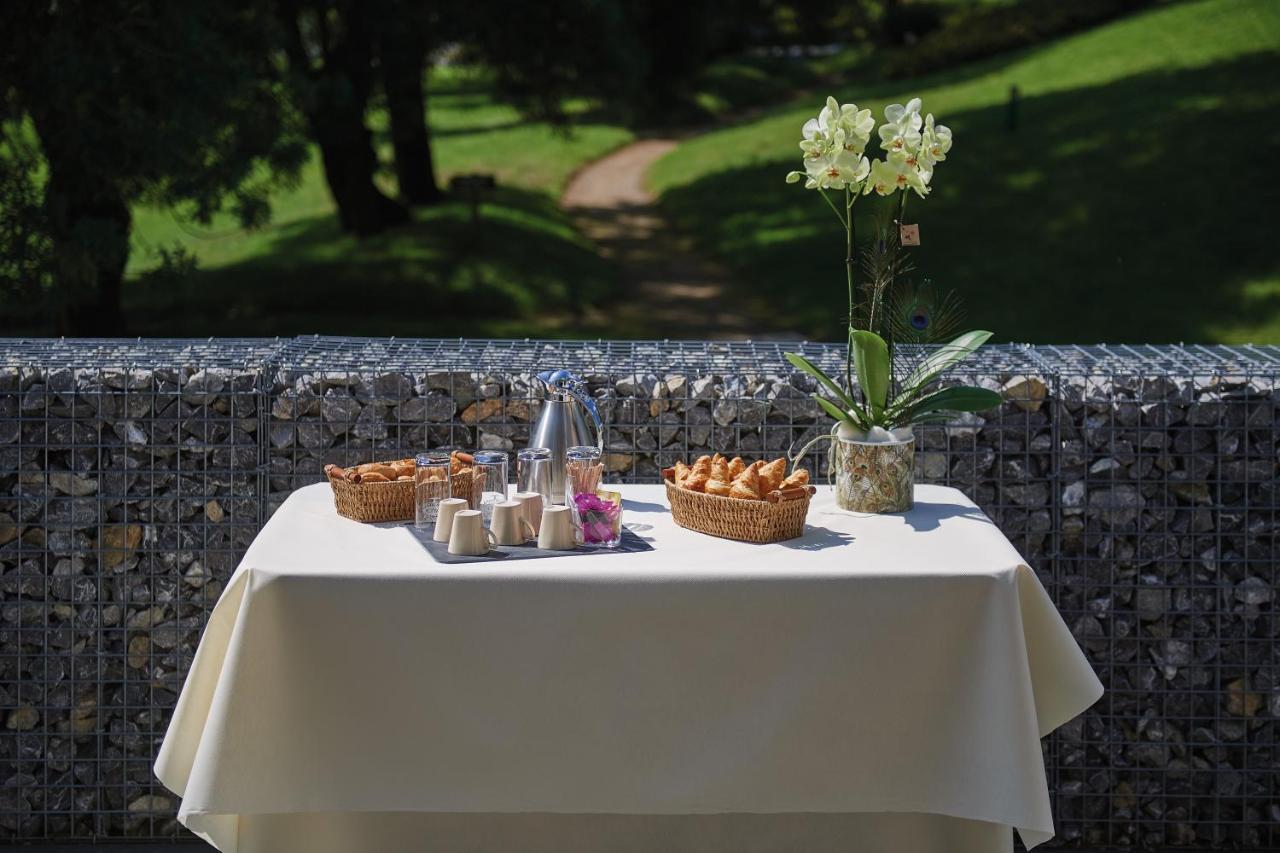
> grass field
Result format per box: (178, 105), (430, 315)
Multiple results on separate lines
(650, 0), (1280, 344)
(123, 68), (633, 337)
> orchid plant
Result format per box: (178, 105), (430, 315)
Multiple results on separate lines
(783, 96), (1000, 441)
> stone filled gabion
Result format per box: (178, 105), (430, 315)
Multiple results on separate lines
(1, 338), (1277, 848)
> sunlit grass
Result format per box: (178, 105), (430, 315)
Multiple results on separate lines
(650, 0), (1280, 343)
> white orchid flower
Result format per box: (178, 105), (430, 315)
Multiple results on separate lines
(864, 158), (901, 196)
(877, 98), (923, 154)
(802, 96), (842, 141)
(864, 153), (929, 198)
(920, 113), (952, 166)
(803, 141), (869, 191)
(792, 97), (875, 188)
(789, 96), (945, 196)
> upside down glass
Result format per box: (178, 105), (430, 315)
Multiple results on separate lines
(472, 450), (509, 526)
(414, 451), (452, 530)
(516, 447), (554, 505)
(565, 445), (622, 548)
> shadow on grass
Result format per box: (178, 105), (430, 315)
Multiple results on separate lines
(658, 55), (1280, 343)
(122, 187), (620, 338)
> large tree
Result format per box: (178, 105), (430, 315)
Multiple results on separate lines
(276, 0), (410, 234)
(0, 0), (307, 333)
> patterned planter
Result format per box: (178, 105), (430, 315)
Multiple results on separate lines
(833, 432), (915, 513)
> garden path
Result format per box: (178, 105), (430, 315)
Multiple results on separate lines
(562, 139), (754, 338)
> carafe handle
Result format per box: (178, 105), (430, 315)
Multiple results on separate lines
(564, 383), (604, 453)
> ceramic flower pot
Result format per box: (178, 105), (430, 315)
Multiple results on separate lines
(833, 430), (915, 513)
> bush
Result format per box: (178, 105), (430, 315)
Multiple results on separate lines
(884, 0), (1161, 78)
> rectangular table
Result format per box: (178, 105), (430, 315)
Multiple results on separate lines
(156, 482), (1101, 853)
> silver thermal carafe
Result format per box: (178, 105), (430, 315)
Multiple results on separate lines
(529, 369), (604, 503)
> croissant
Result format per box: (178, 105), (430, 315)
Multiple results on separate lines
(729, 464), (763, 500)
(673, 460), (690, 486)
(684, 471), (710, 493)
(781, 468), (810, 489)
(759, 458), (787, 493)
(705, 478), (731, 497)
(710, 456), (729, 483)
(690, 455), (712, 478)
(727, 457), (746, 479)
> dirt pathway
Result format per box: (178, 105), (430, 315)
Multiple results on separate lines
(562, 139), (754, 339)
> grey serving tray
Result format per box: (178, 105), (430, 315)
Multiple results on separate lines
(406, 525), (654, 564)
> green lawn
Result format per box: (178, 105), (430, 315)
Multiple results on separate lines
(124, 68), (633, 337)
(649, 0), (1280, 344)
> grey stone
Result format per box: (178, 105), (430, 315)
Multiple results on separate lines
(320, 389), (361, 433)
(182, 369), (225, 404)
(1234, 576), (1272, 606)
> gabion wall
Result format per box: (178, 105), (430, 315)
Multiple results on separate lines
(1, 337), (1276, 848)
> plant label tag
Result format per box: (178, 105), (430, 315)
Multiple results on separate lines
(899, 223), (921, 246)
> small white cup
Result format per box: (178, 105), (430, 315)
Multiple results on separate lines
(448, 510), (497, 556)
(512, 491), (544, 536)
(537, 504), (578, 550)
(491, 500), (535, 546)
(433, 498), (469, 543)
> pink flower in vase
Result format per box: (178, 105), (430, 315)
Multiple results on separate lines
(573, 492), (621, 544)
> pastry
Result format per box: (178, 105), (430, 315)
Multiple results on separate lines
(684, 470), (710, 493)
(729, 464), (762, 500)
(728, 457), (746, 479)
(759, 458), (787, 493)
(705, 478), (731, 497)
(781, 469), (810, 489)
(710, 456), (729, 483)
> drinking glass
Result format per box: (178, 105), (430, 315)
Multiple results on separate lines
(472, 450), (509, 525)
(414, 451), (452, 530)
(566, 446), (622, 548)
(517, 447), (554, 505)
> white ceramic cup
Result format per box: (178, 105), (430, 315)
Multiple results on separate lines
(491, 500), (535, 546)
(448, 510), (497, 556)
(537, 504), (578, 550)
(433, 498), (469, 543)
(512, 491), (544, 536)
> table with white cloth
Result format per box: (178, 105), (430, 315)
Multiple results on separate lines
(156, 482), (1102, 853)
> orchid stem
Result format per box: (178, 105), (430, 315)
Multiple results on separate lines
(845, 186), (857, 399)
(817, 188), (847, 229)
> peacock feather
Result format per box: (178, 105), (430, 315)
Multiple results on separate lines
(887, 278), (967, 345)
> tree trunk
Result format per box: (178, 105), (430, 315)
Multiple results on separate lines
(312, 105), (410, 236)
(39, 148), (131, 335)
(280, 0), (409, 236)
(382, 43), (441, 206)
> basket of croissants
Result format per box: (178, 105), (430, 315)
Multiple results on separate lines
(324, 451), (483, 523)
(662, 454), (814, 543)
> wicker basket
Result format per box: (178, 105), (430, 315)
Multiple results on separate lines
(328, 466), (484, 523)
(662, 475), (815, 544)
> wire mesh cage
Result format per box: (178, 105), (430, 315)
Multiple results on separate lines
(0, 339), (277, 839)
(1036, 345), (1279, 849)
(0, 337), (1276, 846)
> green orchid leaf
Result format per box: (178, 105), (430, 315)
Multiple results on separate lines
(905, 385), (1003, 422)
(901, 330), (993, 392)
(850, 329), (891, 417)
(813, 394), (868, 431)
(785, 351), (856, 410)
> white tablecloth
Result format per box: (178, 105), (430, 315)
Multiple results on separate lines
(156, 483), (1101, 853)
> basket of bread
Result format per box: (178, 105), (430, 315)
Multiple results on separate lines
(324, 451), (483, 523)
(662, 454), (815, 543)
